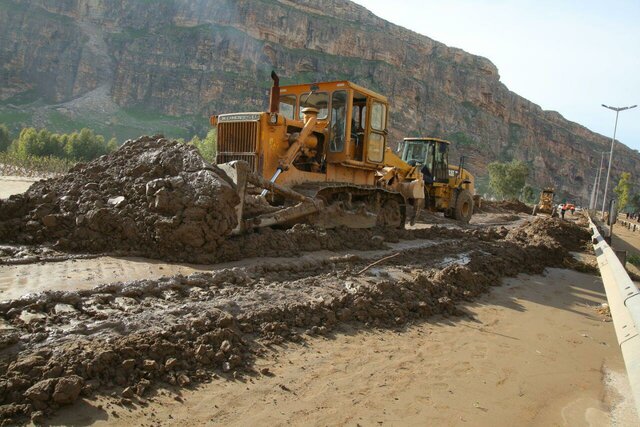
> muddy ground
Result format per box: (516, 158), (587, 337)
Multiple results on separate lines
(0, 139), (606, 424)
(53, 268), (633, 427)
(0, 212), (593, 425)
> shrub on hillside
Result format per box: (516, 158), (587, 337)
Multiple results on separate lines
(9, 127), (116, 161)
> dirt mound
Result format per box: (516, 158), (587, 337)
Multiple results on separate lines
(480, 199), (531, 214)
(506, 217), (592, 252)
(0, 136), (239, 259)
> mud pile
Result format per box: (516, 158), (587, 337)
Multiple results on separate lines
(0, 136), (239, 260)
(480, 199), (531, 214)
(506, 217), (592, 252)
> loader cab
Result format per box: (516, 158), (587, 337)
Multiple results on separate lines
(401, 138), (450, 184)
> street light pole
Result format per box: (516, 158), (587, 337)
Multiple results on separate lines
(601, 104), (637, 217)
(593, 151), (608, 210)
(590, 171), (597, 209)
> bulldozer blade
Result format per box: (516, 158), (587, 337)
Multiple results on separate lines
(218, 160), (322, 234)
(217, 160), (250, 234)
(237, 200), (322, 233)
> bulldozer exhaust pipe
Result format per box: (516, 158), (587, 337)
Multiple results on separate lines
(269, 71), (280, 113)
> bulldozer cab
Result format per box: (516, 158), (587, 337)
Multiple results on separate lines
(213, 77), (409, 193)
(278, 81), (388, 169)
(401, 138), (450, 183)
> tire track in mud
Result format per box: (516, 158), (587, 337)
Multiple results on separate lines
(0, 224), (491, 303)
(0, 218), (592, 424)
(0, 236), (463, 303)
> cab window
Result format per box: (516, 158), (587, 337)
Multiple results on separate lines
(368, 133), (385, 162)
(329, 91), (347, 152)
(299, 92), (329, 120)
(404, 142), (427, 164)
(352, 93), (368, 161)
(367, 101), (387, 163)
(352, 93), (367, 132)
(434, 142), (449, 181)
(370, 102), (386, 131)
(278, 95), (296, 119)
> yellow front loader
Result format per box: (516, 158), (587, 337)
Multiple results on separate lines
(399, 137), (476, 223)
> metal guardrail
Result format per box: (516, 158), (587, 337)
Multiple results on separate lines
(589, 214), (640, 415)
(620, 219), (640, 233)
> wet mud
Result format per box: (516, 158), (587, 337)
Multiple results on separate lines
(0, 218), (593, 424)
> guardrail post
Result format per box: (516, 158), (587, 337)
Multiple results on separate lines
(615, 250), (627, 266)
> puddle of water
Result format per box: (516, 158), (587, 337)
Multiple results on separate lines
(605, 369), (640, 426)
(0, 318), (16, 331)
(18, 311), (46, 324)
(561, 397), (610, 426)
(54, 303), (78, 314)
(438, 253), (471, 268)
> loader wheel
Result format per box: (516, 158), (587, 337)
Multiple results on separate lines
(377, 198), (403, 228)
(453, 190), (473, 223)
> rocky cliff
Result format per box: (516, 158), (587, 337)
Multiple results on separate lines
(1, 0), (638, 201)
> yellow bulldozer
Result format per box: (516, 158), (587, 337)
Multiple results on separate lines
(210, 72), (476, 234)
(532, 187), (557, 217)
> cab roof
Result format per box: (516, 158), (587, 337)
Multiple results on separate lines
(403, 137), (451, 144)
(280, 80), (388, 103)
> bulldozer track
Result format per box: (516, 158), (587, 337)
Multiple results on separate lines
(294, 182), (407, 226)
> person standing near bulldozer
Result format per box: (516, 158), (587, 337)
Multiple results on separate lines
(560, 203), (567, 220)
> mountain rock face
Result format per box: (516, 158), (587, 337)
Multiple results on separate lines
(1, 0), (638, 200)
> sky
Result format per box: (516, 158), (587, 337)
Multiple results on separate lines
(352, 0), (640, 152)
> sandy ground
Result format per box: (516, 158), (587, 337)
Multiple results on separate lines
(0, 176), (37, 199)
(50, 268), (637, 426)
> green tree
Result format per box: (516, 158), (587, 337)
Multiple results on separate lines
(487, 160), (529, 200)
(65, 128), (110, 161)
(521, 185), (536, 204)
(11, 127), (66, 158)
(188, 129), (217, 163)
(43, 132), (66, 158)
(11, 127), (43, 157)
(8, 126), (116, 163)
(107, 138), (119, 152)
(614, 172), (632, 210)
(0, 124), (10, 152)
